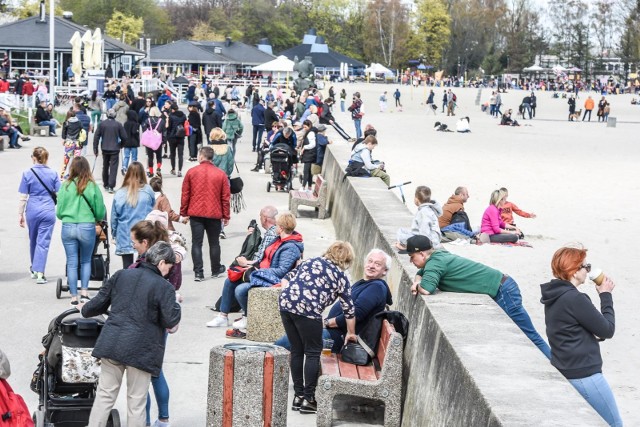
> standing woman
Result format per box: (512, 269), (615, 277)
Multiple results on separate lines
(299, 120), (317, 192)
(143, 106), (165, 178)
(339, 89), (346, 113)
(541, 246), (622, 427)
(56, 157), (106, 304)
(278, 241), (357, 414)
(18, 147), (61, 283)
(88, 90), (104, 129)
(104, 84), (117, 111)
(111, 162), (155, 269)
(122, 109), (140, 175)
(167, 103), (187, 177)
(222, 108), (243, 154)
(187, 102), (202, 161)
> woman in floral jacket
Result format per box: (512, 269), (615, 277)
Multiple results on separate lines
(278, 241), (357, 414)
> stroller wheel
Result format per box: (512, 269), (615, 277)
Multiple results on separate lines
(266, 182), (271, 192)
(56, 278), (62, 299)
(106, 409), (121, 427)
(33, 410), (45, 427)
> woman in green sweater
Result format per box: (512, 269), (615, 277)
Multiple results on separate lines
(56, 157), (106, 305)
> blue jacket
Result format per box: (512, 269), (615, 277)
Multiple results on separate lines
(75, 109), (91, 132)
(251, 103), (265, 126)
(250, 234), (304, 287)
(315, 133), (329, 165)
(328, 279), (392, 336)
(157, 93), (171, 109)
(214, 98), (226, 118)
(111, 185), (155, 255)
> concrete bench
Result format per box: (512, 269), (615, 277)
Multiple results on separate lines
(30, 116), (51, 136)
(246, 286), (285, 343)
(317, 320), (403, 427)
(0, 135), (7, 151)
(288, 174), (328, 219)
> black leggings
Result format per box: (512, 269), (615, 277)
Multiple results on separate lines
(168, 137), (184, 171)
(330, 121), (351, 141)
(489, 233), (518, 243)
(302, 162), (313, 188)
(146, 146), (162, 170)
(121, 254), (134, 269)
(280, 311), (323, 401)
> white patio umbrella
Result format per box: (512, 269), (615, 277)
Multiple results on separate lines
(252, 55), (294, 72)
(81, 30), (93, 70)
(523, 65), (544, 72)
(69, 31), (83, 77)
(91, 28), (103, 69)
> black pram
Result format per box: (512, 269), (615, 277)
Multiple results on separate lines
(266, 143), (295, 192)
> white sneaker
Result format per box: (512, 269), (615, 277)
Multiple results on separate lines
(206, 316), (229, 328)
(152, 420), (170, 427)
(232, 316), (247, 329)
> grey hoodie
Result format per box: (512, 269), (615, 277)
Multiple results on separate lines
(350, 142), (379, 171)
(0, 348), (10, 379)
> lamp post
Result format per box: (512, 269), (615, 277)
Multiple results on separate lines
(48, 0), (55, 104)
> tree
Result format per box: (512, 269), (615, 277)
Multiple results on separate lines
(409, 0), (451, 68)
(619, 0), (640, 81)
(499, 0), (547, 73)
(12, 0), (63, 19)
(190, 21), (224, 41)
(363, 0), (411, 68)
(105, 11), (144, 46)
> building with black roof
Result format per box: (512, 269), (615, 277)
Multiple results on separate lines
(278, 29), (365, 76)
(0, 15), (144, 84)
(148, 38), (275, 76)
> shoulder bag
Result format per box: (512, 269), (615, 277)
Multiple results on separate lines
(80, 191), (107, 241)
(141, 118), (163, 151)
(30, 168), (57, 204)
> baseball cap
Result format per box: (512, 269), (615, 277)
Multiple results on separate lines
(406, 235), (433, 254)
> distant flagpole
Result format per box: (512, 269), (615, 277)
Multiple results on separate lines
(49, 0), (55, 102)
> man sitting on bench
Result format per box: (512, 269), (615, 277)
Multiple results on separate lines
(275, 248), (393, 352)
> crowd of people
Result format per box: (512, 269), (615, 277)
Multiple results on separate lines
(9, 79), (623, 427)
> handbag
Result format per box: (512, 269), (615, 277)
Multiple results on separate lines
(230, 177), (244, 195)
(340, 341), (371, 366)
(141, 118), (163, 150)
(81, 192), (107, 241)
(30, 168), (57, 205)
(60, 346), (101, 383)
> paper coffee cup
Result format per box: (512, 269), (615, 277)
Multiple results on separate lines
(589, 268), (605, 286)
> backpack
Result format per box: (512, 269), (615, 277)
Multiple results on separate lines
(184, 119), (192, 137)
(0, 379), (34, 427)
(141, 119), (163, 151)
(175, 123), (186, 138)
(452, 93), (457, 102)
(450, 209), (471, 231)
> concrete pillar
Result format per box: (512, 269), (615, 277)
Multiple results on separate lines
(207, 343), (289, 427)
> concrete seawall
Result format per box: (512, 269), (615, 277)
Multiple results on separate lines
(322, 144), (605, 426)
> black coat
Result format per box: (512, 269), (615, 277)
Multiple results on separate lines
(123, 111), (140, 148)
(167, 110), (186, 139)
(264, 107), (280, 129)
(82, 262), (181, 376)
(202, 107), (222, 138)
(540, 279), (615, 379)
(93, 118), (127, 153)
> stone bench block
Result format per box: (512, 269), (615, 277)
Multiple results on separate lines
(246, 287), (285, 343)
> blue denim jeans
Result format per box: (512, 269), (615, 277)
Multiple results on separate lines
(275, 329), (331, 351)
(492, 277), (551, 359)
(220, 277), (255, 315)
(37, 120), (57, 134)
(146, 333), (170, 424)
(122, 147), (138, 170)
(569, 373), (623, 427)
(61, 223), (96, 296)
(353, 119), (362, 139)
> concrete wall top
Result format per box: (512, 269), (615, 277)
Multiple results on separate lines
(322, 143), (605, 426)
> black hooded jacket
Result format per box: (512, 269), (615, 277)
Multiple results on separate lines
(123, 110), (140, 148)
(540, 279), (615, 379)
(202, 106), (222, 138)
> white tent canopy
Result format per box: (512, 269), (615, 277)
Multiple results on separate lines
(365, 63), (394, 75)
(523, 65), (544, 72)
(252, 55), (294, 72)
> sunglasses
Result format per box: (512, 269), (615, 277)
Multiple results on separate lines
(581, 264), (591, 273)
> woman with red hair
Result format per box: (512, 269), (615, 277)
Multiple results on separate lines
(540, 245), (622, 426)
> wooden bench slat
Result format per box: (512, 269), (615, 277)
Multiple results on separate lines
(320, 354), (340, 377)
(337, 355), (360, 379)
(376, 321), (394, 369)
(356, 363), (378, 381)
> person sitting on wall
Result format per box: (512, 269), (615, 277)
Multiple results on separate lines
(345, 135), (390, 186)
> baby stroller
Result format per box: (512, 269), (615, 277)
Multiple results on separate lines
(30, 308), (120, 427)
(56, 220), (110, 299)
(266, 143), (295, 192)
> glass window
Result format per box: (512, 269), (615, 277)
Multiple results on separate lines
(11, 51), (25, 60)
(27, 52), (42, 60)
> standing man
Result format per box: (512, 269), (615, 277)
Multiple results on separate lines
(568, 95), (576, 121)
(347, 92), (364, 139)
(93, 109), (127, 193)
(406, 235), (551, 358)
(251, 98), (266, 152)
(446, 89), (456, 116)
(21, 78), (35, 108)
(264, 101), (279, 130)
(582, 95), (594, 122)
(393, 88), (402, 109)
(180, 146), (230, 281)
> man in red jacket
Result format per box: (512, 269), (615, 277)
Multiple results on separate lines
(180, 146), (231, 281)
(21, 78), (35, 108)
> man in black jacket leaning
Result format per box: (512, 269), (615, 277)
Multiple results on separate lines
(93, 108), (127, 193)
(81, 241), (181, 427)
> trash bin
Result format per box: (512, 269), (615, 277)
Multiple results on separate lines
(207, 343), (289, 427)
(607, 117), (616, 128)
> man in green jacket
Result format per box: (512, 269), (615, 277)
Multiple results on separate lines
(406, 235), (550, 358)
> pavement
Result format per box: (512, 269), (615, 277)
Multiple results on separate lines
(1, 82), (638, 425)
